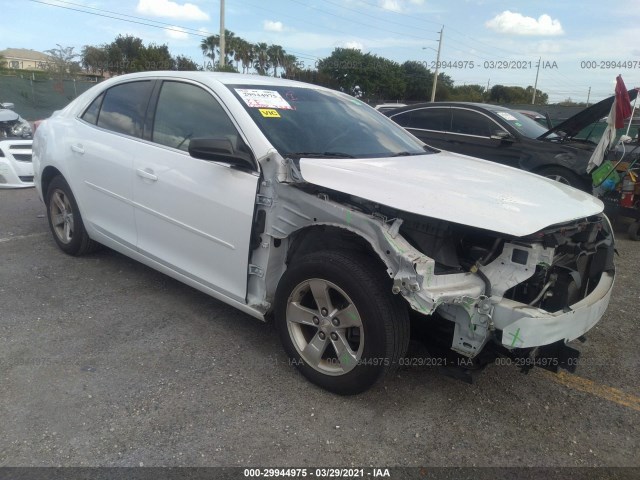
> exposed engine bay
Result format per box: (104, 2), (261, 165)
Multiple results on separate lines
(0, 105), (32, 139)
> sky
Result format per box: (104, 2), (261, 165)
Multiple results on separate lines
(2, 0), (640, 103)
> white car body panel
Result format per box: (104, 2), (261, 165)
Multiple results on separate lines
(70, 119), (139, 247)
(0, 139), (33, 188)
(133, 143), (258, 302)
(298, 153), (604, 237)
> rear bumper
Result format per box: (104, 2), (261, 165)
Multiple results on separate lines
(496, 271), (614, 349)
(0, 139), (34, 189)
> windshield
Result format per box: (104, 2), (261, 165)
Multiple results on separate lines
(227, 85), (427, 158)
(493, 109), (557, 140)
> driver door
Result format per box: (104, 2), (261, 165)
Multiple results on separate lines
(133, 80), (259, 302)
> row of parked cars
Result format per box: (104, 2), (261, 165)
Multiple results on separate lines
(25, 71), (620, 394)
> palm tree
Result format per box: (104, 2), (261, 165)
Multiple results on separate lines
(222, 29), (236, 66)
(281, 54), (299, 79)
(253, 42), (270, 75)
(200, 35), (219, 68)
(267, 44), (285, 77)
(234, 39), (253, 73)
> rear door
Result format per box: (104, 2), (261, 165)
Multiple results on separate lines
(133, 80), (259, 302)
(390, 107), (452, 150)
(73, 80), (155, 248)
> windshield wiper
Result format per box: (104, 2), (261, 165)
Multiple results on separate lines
(391, 150), (427, 157)
(286, 151), (356, 158)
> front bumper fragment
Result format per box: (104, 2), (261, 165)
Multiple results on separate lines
(497, 271), (614, 349)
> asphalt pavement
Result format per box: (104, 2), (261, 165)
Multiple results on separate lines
(0, 187), (638, 468)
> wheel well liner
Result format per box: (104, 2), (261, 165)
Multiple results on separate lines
(41, 166), (63, 200)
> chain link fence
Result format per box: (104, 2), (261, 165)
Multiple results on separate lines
(0, 74), (102, 121)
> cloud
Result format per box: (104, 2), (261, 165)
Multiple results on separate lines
(136, 0), (209, 21)
(344, 41), (364, 51)
(379, 0), (423, 12)
(165, 26), (189, 39)
(379, 0), (402, 12)
(485, 11), (564, 36)
(263, 20), (284, 32)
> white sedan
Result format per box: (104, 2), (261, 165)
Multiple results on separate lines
(33, 72), (615, 394)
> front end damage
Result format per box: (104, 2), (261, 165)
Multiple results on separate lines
(414, 214), (615, 358)
(0, 106), (34, 188)
(248, 153), (614, 375)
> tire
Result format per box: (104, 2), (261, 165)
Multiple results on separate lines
(46, 176), (100, 255)
(275, 250), (410, 395)
(536, 166), (591, 192)
(629, 221), (640, 241)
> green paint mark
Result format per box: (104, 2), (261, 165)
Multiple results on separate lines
(384, 233), (406, 254)
(348, 311), (358, 322)
(346, 210), (352, 224)
(340, 352), (352, 365)
(508, 328), (523, 347)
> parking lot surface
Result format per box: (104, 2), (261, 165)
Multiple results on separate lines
(1, 187), (639, 467)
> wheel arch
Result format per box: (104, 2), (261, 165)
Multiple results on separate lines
(41, 166), (64, 202)
(285, 224), (391, 275)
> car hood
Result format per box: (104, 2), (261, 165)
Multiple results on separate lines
(298, 152), (604, 237)
(0, 109), (20, 122)
(538, 89), (638, 140)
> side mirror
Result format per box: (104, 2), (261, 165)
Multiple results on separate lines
(188, 137), (255, 170)
(490, 130), (515, 142)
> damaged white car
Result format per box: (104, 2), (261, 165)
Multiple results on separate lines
(0, 102), (33, 188)
(33, 72), (615, 394)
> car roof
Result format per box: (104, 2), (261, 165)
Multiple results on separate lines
(97, 71), (330, 91)
(385, 102), (513, 115)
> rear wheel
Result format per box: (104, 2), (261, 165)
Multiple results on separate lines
(46, 176), (100, 255)
(536, 166), (590, 192)
(629, 221), (640, 241)
(275, 250), (410, 395)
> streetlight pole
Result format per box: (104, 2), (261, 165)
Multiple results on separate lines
(431, 26), (443, 103)
(531, 57), (541, 104)
(219, 0), (226, 67)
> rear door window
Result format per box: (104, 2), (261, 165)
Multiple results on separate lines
(97, 81), (154, 138)
(397, 108), (451, 132)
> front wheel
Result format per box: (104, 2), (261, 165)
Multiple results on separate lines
(275, 250), (410, 395)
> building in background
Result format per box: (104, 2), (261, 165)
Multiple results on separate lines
(0, 48), (53, 70)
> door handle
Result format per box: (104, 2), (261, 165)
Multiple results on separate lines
(71, 144), (85, 154)
(136, 168), (158, 182)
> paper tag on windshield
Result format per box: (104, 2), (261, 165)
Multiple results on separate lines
(235, 89), (293, 110)
(497, 111), (518, 121)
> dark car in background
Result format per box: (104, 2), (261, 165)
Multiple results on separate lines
(386, 92), (638, 191)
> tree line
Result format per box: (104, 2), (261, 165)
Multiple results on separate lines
(11, 30), (550, 105)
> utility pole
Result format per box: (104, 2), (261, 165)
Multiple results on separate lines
(430, 26), (443, 103)
(219, 0), (226, 67)
(532, 57), (541, 104)
(586, 86), (591, 106)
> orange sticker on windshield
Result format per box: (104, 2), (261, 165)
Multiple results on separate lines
(259, 108), (281, 118)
